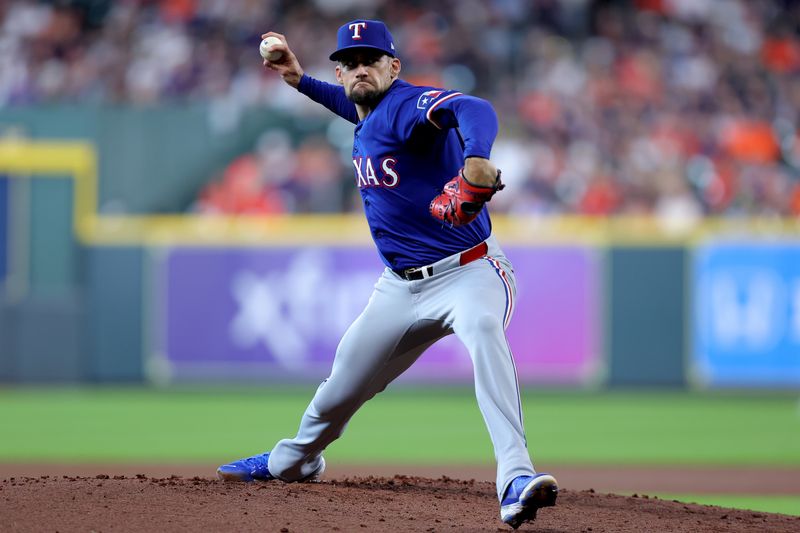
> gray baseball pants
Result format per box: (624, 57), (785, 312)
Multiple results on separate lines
(267, 235), (536, 499)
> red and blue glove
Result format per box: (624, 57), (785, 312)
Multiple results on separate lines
(429, 169), (504, 226)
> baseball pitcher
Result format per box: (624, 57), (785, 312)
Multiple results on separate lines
(217, 19), (558, 529)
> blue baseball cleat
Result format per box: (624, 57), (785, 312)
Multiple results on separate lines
(217, 452), (274, 482)
(500, 473), (558, 529)
(216, 452), (326, 483)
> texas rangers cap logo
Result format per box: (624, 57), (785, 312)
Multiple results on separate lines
(330, 19), (396, 61)
(349, 22), (367, 39)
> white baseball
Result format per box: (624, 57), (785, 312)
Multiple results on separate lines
(259, 36), (283, 62)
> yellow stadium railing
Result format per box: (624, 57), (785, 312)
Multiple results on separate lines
(1, 138), (798, 247)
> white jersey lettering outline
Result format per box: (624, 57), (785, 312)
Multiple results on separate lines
(381, 157), (399, 187)
(352, 157), (368, 187)
(352, 156), (401, 188)
(364, 157), (380, 186)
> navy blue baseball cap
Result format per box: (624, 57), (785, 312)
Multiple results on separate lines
(329, 19), (396, 61)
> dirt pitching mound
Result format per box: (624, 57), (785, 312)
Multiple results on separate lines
(1, 474), (798, 532)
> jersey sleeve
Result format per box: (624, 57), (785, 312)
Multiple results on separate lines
(297, 74), (359, 124)
(396, 88), (499, 159)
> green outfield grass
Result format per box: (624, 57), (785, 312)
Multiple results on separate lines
(649, 494), (800, 518)
(0, 387), (797, 465)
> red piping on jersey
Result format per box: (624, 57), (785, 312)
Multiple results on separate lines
(426, 92), (463, 129)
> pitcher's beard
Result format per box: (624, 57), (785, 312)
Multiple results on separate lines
(347, 87), (384, 108)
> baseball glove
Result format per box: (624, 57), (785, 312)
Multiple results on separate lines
(429, 168), (505, 226)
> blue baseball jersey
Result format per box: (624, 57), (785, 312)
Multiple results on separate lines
(298, 76), (499, 271)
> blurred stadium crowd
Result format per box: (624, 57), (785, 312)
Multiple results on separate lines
(2, 0), (800, 217)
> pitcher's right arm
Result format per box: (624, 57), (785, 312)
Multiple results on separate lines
(261, 31), (358, 124)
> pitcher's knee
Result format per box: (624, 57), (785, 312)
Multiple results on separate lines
(472, 313), (504, 334)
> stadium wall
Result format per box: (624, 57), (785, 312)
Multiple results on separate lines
(0, 136), (798, 389)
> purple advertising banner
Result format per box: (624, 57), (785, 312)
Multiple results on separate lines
(158, 245), (600, 384)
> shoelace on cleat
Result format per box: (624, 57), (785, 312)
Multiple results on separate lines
(240, 455), (269, 474)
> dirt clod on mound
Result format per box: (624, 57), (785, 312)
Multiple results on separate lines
(1, 475), (798, 532)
